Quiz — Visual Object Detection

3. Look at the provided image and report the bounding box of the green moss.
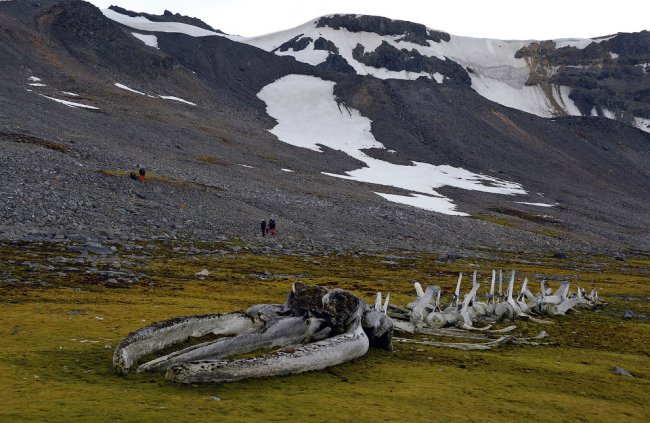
[0,130,68,152]
[472,215,518,228]
[195,155,230,166]
[100,170,224,191]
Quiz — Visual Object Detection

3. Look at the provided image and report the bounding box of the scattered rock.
[623,309,635,319]
[612,366,634,377]
[195,269,210,276]
[554,252,567,259]
[68,242,113,255]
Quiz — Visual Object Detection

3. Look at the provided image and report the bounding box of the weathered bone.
[454,273,462,306]
[394,335,511,351]
[113,312,261,375]
[167,323,369,384]
[137,316,330,372]
[414,282,425,298]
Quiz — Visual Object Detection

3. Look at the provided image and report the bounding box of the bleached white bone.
[519,278,528,301]
[498,270,503,299]
[375,292,382,311]
[383,292,390,314]
[414,282,425,298]
[168,323,369,384]
[460,283,481,327]
[489,270,496,304]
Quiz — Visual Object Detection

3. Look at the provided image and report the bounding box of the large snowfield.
[258,74,527,215]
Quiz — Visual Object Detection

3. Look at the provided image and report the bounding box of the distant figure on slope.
[260,220,267,237]
[129,172,138,180]
[138,165,146,181]
[268,218,276,237]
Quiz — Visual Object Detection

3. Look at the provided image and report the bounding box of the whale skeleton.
[388,270,606,345]
[114,282,393,383]
[114,273,605,384]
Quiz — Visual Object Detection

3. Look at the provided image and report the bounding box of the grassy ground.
[1,241,648,422]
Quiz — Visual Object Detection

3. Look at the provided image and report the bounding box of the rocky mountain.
[0,0,648,254]
[241,14,650,132]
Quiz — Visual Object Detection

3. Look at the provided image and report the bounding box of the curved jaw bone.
[113,312,262,375]
[137,316,331,373]
[166,323,369,384]
[115,282,382,385]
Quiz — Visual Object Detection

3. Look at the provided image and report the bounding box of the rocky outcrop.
[274,34,312,52]
[107,5,220,33]
[352,41,470,84]
[516,32,650,120]
[316,53,356,74]
[313,37,339,54]
[317,14,450,46]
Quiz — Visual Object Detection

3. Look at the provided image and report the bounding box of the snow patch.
[28,76,41,82]
[238,164,254,168]
[62,91,79,97]
[115,83,145,95]
[554,39,595,49]
[376,192,468,216]
[609,52,619,59]
[38,94,99,110]
[601,108,616,119]
[102,9,229,38]
[132,32,159,49]
[552,85,582,116]
[636,63,649,73]
[258,74,526,215]
[159,95,196,106]
[634,117,650,133]
[281,168,294,172]
[28,83,46,87]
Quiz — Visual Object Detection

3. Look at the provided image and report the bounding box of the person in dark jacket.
[138,166,146,181]
[260,220,267,237]
[268,218,276,236]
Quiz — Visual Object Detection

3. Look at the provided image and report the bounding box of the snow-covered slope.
[101,9,649,133]
[242,16,648,133]
[257,74,526,215]
[242,16,605,119]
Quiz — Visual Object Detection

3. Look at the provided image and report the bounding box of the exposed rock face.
[316,53,356,74]
[317,14,450,46]
[107,5,220,33]
[352,41,471,84]
[274,34,312,52]
[36,1,175,78]
[516,31,650,120]
[313,37,339,54]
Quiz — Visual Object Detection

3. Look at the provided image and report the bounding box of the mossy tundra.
[1,241,648,422]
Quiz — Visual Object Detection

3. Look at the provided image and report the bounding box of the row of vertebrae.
[392,270,605,331]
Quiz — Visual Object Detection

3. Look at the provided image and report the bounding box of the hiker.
[129,172,138,180]
[260,220,267,237]
[268,218,276,236]
[138,166,146,181]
